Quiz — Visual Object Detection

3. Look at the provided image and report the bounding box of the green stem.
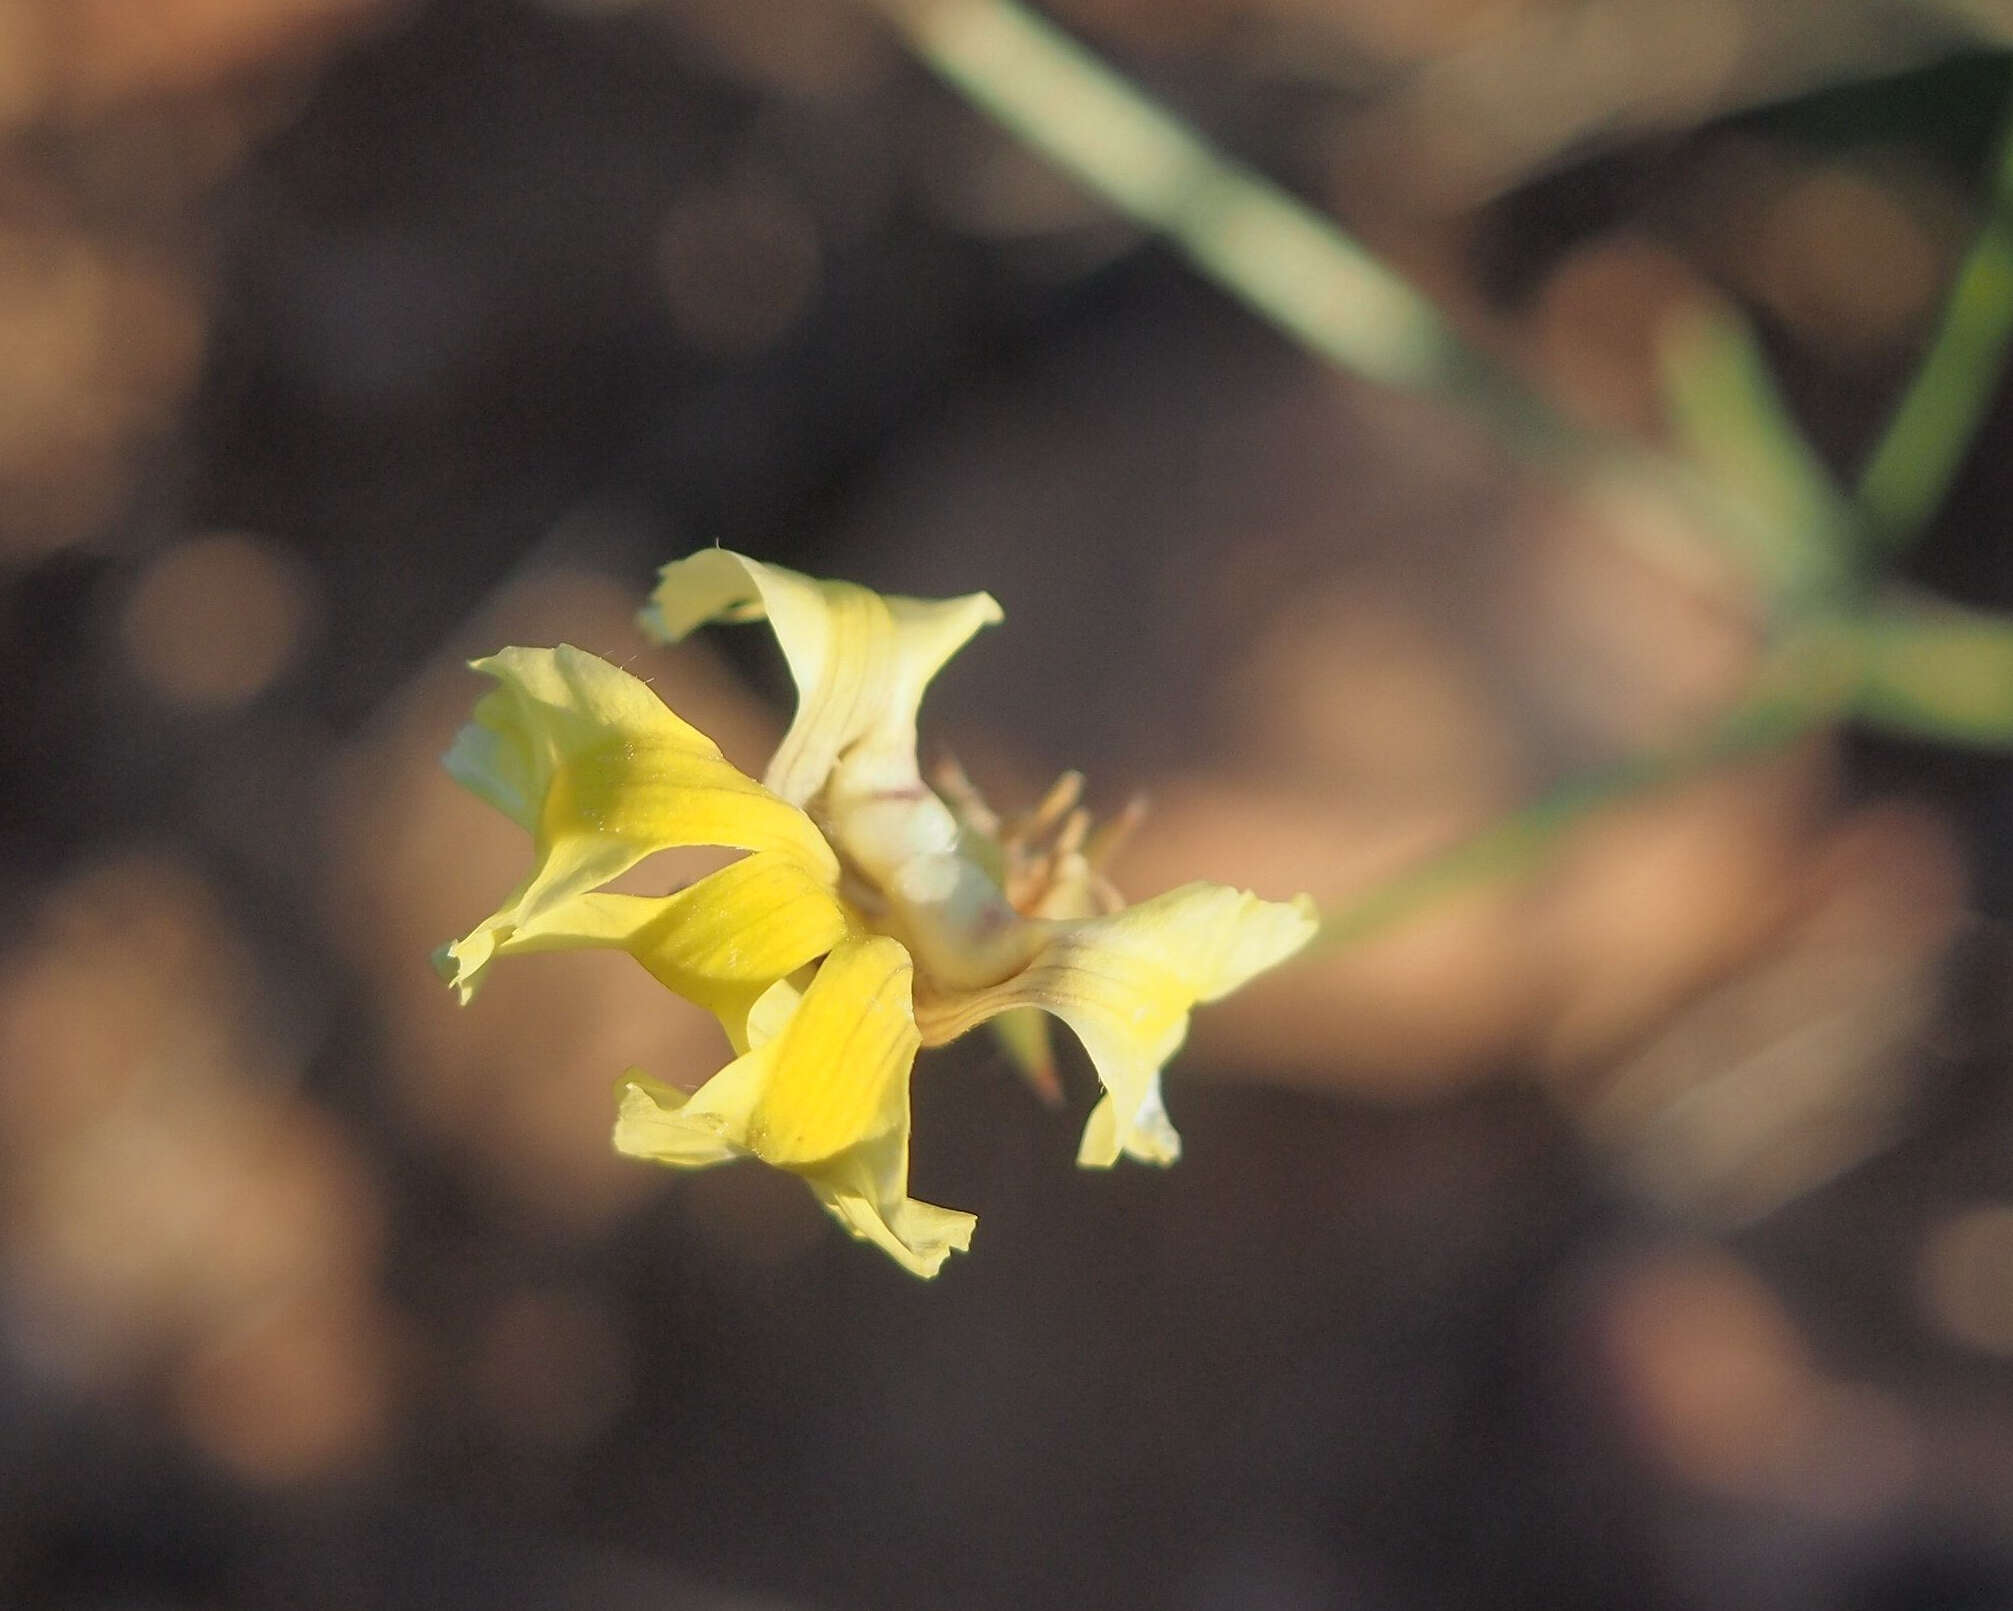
[1312,583,2013,951]
[871,0,1868,607]
[872,0,1578,461]
[1852,590,2013,746]
[869,0,2013,937]
[1854,83,2013,555]
[1659,311,1858,605]
[1311,635,1852,952]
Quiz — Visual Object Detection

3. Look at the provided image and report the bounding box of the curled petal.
[640,549,1036,991]
[613,1075,744,1169]
[456,851,851,1050]
[914,884,1319,1168]
[639,548,1002,808]
[614,936,974,1277]
[441,644,838,1000]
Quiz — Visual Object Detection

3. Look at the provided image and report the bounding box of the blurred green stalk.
[1659,310,1857,606]
[1310,627,1855,950]
[871,0,1882,608]
[1853,592,2013,746]
[1854,84,2013,556]
[870,0,1577,460]
[866,0,2013,941]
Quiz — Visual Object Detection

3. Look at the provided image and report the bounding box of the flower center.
[820,777,1041,992]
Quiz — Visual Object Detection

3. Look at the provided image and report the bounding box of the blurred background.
[7,0,2013,1606]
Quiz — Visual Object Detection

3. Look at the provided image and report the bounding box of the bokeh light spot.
[470,1284,633,1451]
[1920,1203,2013,1356]
[1756,166,1941,357]
[121,530,315,709]
[1603,1248,1815,1494]
[656,167,822,360]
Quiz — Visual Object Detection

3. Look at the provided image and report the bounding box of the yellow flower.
[441,550,1316,1276]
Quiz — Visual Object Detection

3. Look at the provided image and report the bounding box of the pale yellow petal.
[441,644,837,1000]
[915,883,1319,1167]
[639,548,1001,807]
[743,976,801,1051]
[612,1072,744,1168]
[638,550,1036,992]
[812,1179,975,1279]
[613,935,974,1277]
[466,851,851,1049]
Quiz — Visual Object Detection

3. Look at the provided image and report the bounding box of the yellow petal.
[441,644,838,1000]
[639,550,1040,991]
[464,851,851,1050]
[914,883,1319,1168]
[613,936,974,1277]
[744,975,802,1051]
[638,548,1001,808]
[741,936,920,1168]
[612,1073,743,1168]
[814,1180,976,1279]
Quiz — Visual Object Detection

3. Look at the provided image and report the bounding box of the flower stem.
[1851,590,2013,746]
[869,0,1876,609]
[1658,310,1857,605]
[1308,638,1848,952]
[870,0,1575,459]
[867,0,2013,941]
[1854,82,2013,556]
